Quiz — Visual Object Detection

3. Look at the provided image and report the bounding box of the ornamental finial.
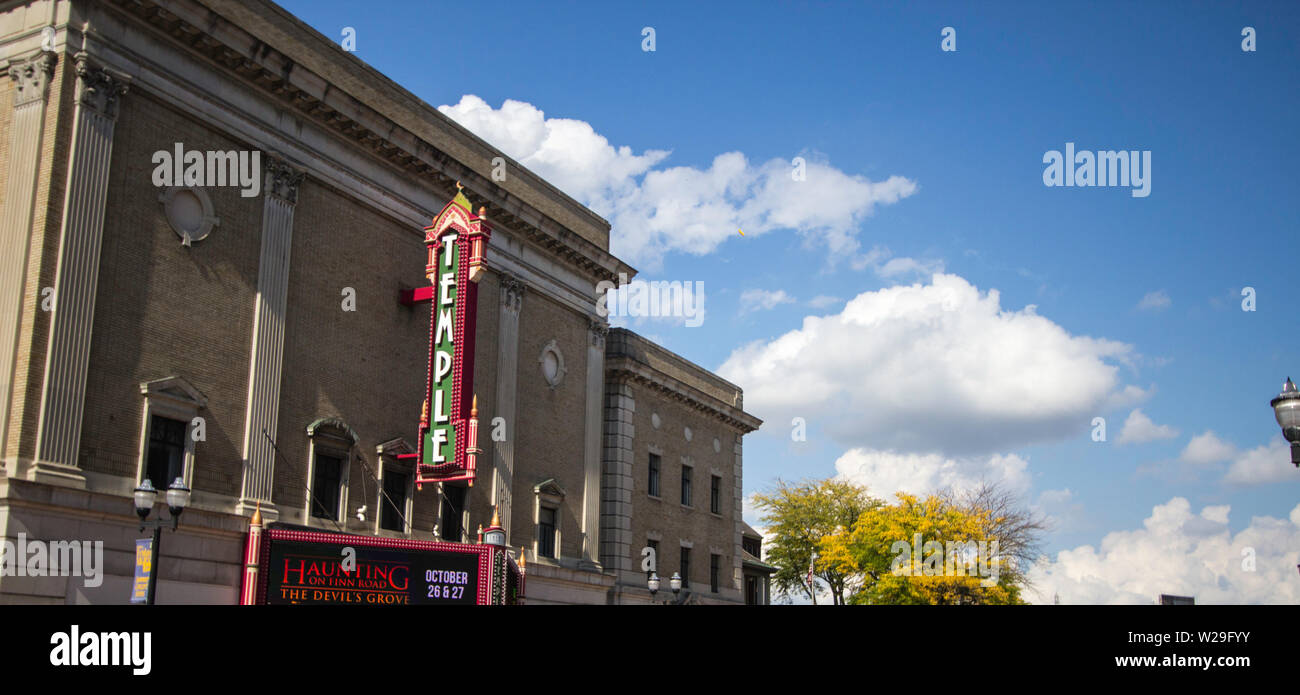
[490,504,501,528]
[251,501,262,527]
[471,393,478,417]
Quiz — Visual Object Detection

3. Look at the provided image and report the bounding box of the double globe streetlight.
[132,477,192,605]
[647,571,684,605]
[1271,377,1300,467]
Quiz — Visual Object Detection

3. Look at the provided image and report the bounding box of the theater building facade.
[0,0,761,604]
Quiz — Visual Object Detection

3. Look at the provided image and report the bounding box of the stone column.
[236,155,303,518]
[0,51,55,460]
[600,376,635,578]
[732,432,744,594]
[30,54,128,486]
[491,272,524,543]
[579,318,608,570]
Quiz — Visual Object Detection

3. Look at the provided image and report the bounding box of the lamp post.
[646,571,684,605]
[1270,377,1300,466]
[133,477,191,605]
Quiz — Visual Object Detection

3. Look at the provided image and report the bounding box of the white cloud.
[1224,439,1294,484]
[1027,498,1300,604]
[718,273,1139,456]
[1180,431,1237,465]
[834,448,1030,499]
[1116,408,1179,444]
[438,95,917,268]
[1137,290,1171,311]
[807,295,842,309]
[739,289,796,314]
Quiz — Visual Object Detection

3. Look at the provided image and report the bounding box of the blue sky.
[279,0,1300,602]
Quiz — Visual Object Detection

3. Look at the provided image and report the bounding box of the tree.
[819,483,1046,605]
[752,479,879,605]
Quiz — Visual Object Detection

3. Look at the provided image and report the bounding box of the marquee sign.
[252,526,523,605]
[401,183,491,488]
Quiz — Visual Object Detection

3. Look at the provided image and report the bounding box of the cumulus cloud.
[718,273,1140,456]
[1224,439,1294,484]
[1136,290,1172,311]
[739,289,796,314]
[835,448,1030,499]
[1027,498,1300,604]
[438,95,917,268]
[1116,408,1179,444]
[1180,431,1236,465]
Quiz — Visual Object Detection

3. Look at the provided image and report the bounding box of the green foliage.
[752,479,879,605]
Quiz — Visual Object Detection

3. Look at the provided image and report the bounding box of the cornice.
[100,0,633,284]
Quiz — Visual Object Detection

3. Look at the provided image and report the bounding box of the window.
[648,453,660,497]
[380,469,409,532]
[680,547,691,588]
[743,536,761,558]
[440,484,466,541]
[137,376,205,490]
[305,418,357,527]
[680,465,692,506]
[537,507,557,558]
[310,453,343,520]
[710,554,721,593]
[710,475,721,514]
[145,415,186,489]
[745,576,760,605]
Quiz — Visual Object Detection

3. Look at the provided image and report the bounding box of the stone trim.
[236,154,303,517]
[31,53,131,486]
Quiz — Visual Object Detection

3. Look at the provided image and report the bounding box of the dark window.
[439,484,466,541]
[710,475,722,514]
[145,415,186,489]
[680,547,691,588]
[648,453,660,497]
[681,466,692,506]
[745,576,760,605]
[537,507,557,558]
[743,536,762,558]
[711,554,721,593]
[379,469,409,532]
[646,539,659,577]
[310,453,343,520]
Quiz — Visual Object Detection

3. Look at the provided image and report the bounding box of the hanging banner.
[129,538,152,604]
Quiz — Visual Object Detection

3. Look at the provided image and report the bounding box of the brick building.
[0,0,760,604]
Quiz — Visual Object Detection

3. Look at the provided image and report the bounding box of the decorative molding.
[73,53,129,120]
[8,50,56,106]
[588,317,608,348]
[498,272,525,312]
[264,155,304,204]
[538,339,566,389]
[158,186,219,246]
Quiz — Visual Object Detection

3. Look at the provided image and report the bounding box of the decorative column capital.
[499,272,525,313]
[73,53,128,119]
[264,155,305,205]
[589,317,609,348]
[9,50,56,106]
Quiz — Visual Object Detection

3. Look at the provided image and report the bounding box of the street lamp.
[133,477,191,605]
[1270,377,1300,466]
[646,571,684,604]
